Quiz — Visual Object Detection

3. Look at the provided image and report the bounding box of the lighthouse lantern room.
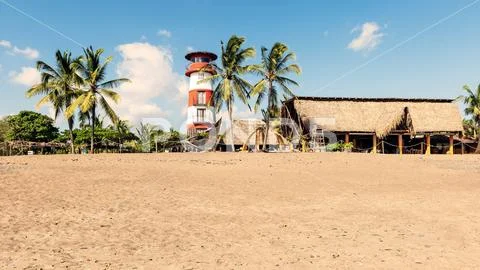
[185,51,217,136]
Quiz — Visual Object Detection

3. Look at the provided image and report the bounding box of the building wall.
[189,72,213,90]
[186,106,215,124]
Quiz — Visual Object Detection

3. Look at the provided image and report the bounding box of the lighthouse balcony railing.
[192,118,214,124]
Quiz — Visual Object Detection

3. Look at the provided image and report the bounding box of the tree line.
[1,34,479,154]
[2,35,302,154]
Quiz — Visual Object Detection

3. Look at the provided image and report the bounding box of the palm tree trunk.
[65,97,75,154]
[475,128,480,154]
[68,118,75,154]
[90,105,95,154]
[262,82,272,152]
[229,105,235,152]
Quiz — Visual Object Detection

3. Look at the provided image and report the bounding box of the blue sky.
[1,0,479,128]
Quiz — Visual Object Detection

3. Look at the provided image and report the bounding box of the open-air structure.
[281,96,465,154]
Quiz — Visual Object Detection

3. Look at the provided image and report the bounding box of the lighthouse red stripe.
[188,90,214,106]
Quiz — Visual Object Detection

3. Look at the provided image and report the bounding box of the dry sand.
[1,153,480,269]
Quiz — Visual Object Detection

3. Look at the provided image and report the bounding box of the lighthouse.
[185,51,217,136]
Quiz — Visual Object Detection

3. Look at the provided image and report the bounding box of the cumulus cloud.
[186,46,195,52]
[0,40,12,48]
[11,46,39,59]
[114,42,188,124]
[157,29,172,38]
[9,67,41,86]
[348,22,384,52]
[0,39,39,59]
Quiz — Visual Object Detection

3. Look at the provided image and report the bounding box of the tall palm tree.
[207,35,256,151]
[67,46,130,153]
[26,50,82,154]
[251,42,301,151]
[458,84,480,153]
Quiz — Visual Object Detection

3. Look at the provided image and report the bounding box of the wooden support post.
[425,134,431,155]
[449,134,454,155]
[398,134,403,155]
[345,133,350,144]
[372,134,377,154]
[461,141,465,155]
[382,140,385,154]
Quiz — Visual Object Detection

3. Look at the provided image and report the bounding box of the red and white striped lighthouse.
[185,51,217,136]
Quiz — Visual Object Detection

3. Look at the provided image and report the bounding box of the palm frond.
[99,88,121,103]
[99,95,119,124]
[98,78,130,89]
[66,94,86,117]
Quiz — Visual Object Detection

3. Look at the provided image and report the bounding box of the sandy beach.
[1,153,480,269]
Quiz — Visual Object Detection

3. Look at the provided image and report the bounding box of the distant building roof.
[285,96,455,103]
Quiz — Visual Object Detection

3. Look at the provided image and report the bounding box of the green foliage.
[135,123,183,152]
[26,50,84,153]
[5,111,59,142]
[463,118,478,138]
[459,84,480,136]
[206,35,256,150]
[66,46,130,152]
[251,42,301,151]
[196,131,209,139]
[26,50,83,120]
[327,141,354,152]
[63,124,137,146]
[0,117,10,142]
[459,84,480,153]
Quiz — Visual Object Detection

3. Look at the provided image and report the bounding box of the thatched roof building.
[282,97,463,138]
[223,119,279,146]
[281,96,464,154]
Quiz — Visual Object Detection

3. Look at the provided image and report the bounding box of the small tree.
[6,111,58,142]
[0,117,10,142]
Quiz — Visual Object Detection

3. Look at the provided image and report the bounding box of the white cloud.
[9,67,41,86]
[186,46,194,52]
[115,42,188,124]
[0,39,39,59]
[157,29,172,38]
[11,46,39,59]
[0,40,12,48]
[348,22,384,52]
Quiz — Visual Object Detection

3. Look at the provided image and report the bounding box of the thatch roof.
[285,97,463,138]
[223,119,279,145]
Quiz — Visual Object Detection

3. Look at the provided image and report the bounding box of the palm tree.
[26,50,82,153]
[458,84,480,153]
[67,46,130,153]
[207,35,256,151]
[111,119,131,152]
[135,122,157,152]
[251,42,301,151]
